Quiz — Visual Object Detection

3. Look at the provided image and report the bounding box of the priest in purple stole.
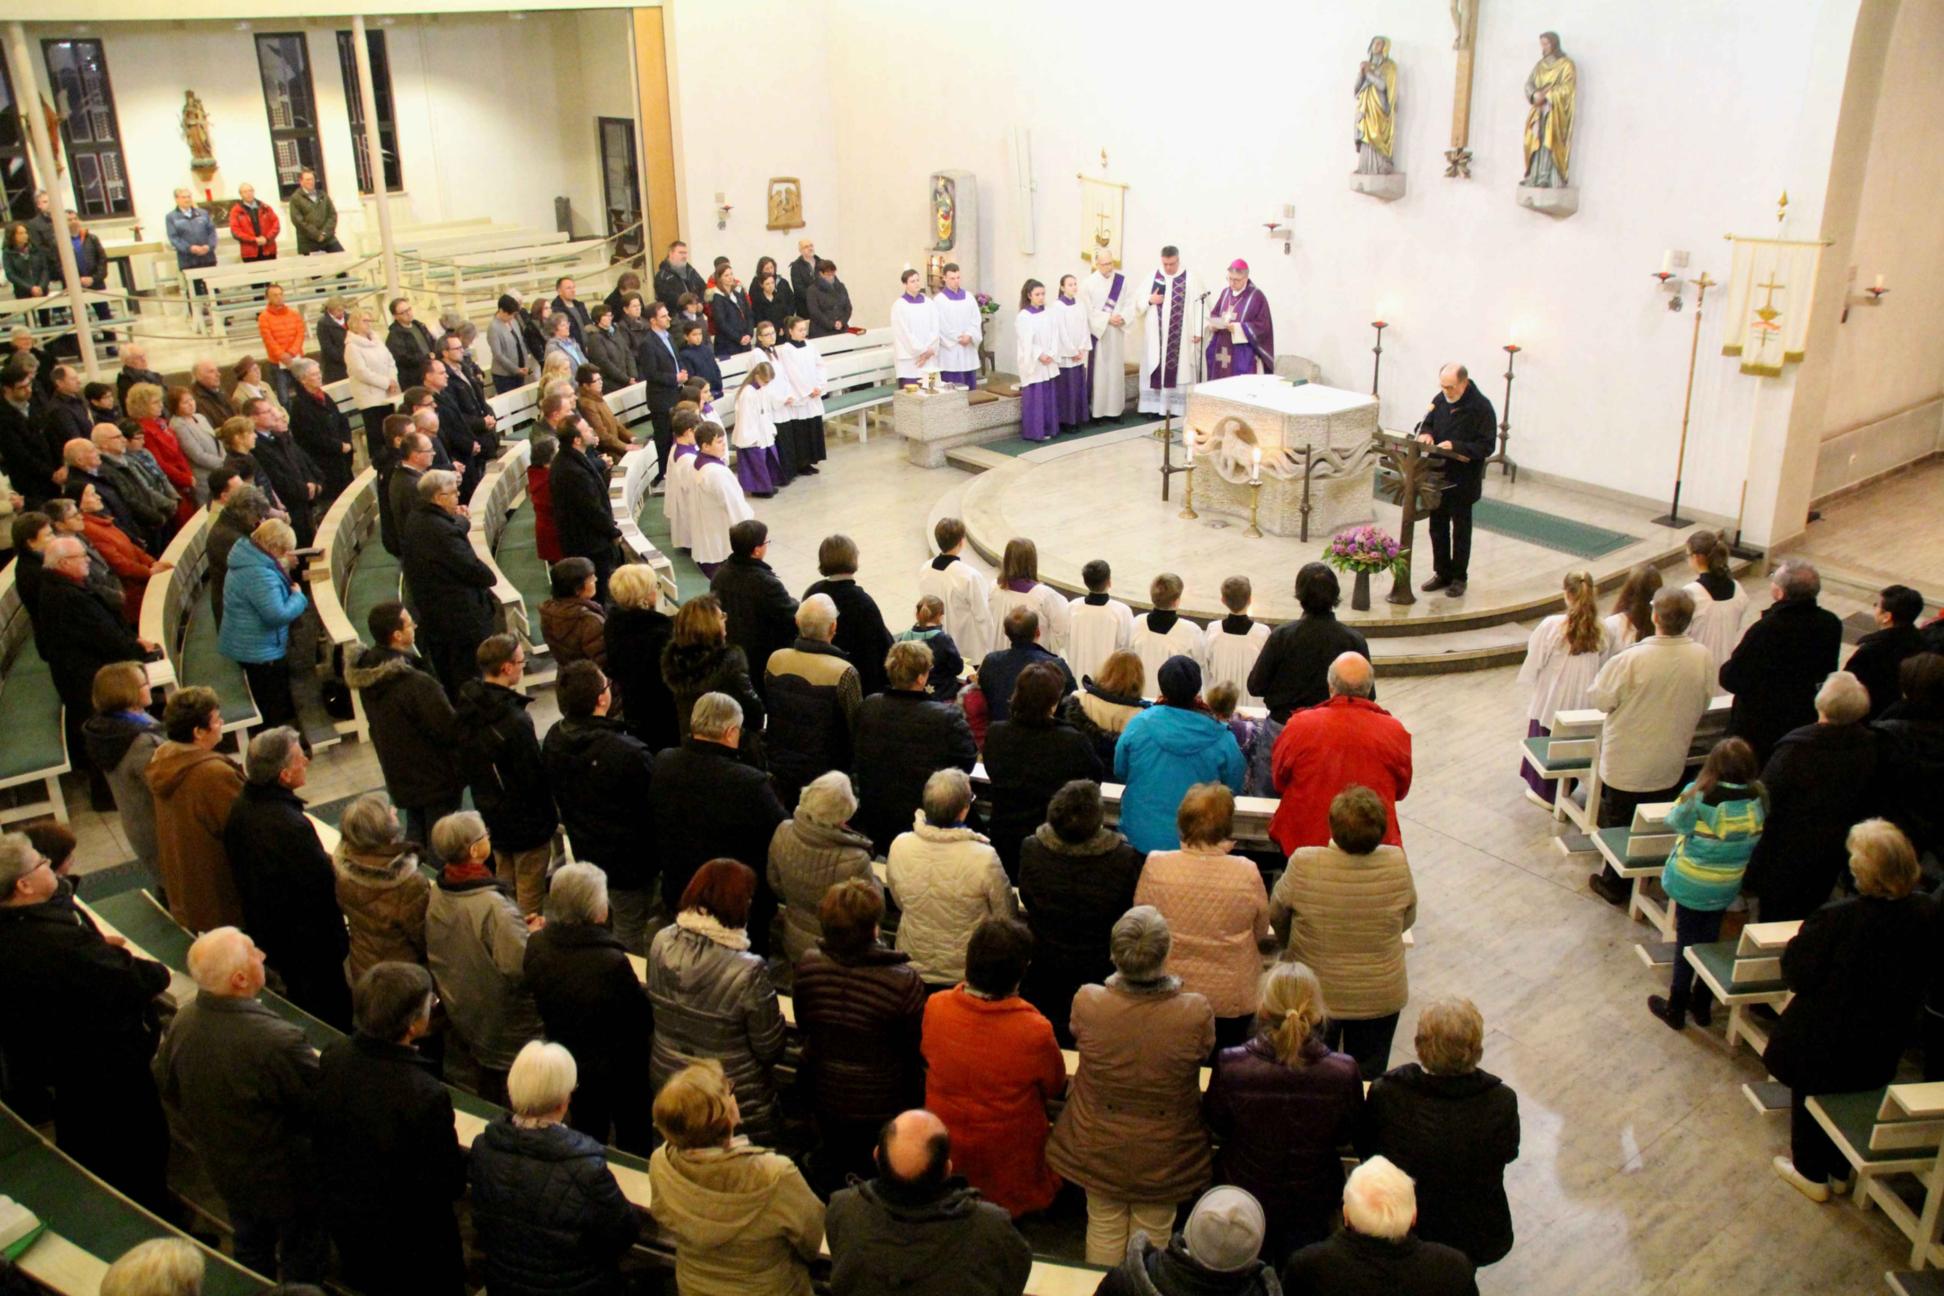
[1204,259,1275,379]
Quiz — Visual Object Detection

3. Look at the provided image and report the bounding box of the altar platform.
[951,424,1739,669]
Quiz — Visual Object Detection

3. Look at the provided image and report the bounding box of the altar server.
[933,262,982,388]
[1067,558,1134,686]
[688,422,752,576]
[731,363,785,498]
[1054,274,1091,430]
[1130,573,1204,697]
[1201,575,1271,706]
[1014,280,1060,443]
[891,269,940,388]
[920,516,996,663]
[1205,259,1275,379]
[1083,254,1135,418]
[665,410,702,550]
[989,536,1069,655]
[774,316,828,475]
[1136,244,1204,415]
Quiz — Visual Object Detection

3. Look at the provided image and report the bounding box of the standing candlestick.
[1370,320,1387,397]
[1179,464,1199,520]
[1486,344,1520,481]
[1653,271,1716,527]
[1245,453,1264,538]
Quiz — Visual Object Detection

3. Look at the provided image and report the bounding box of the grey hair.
[1652,586,1695,635]
[548,861,609,925]
[689,691,743,740]
[1343,1156,1417,1240]
[243,726,303,784]
[338,792,403,853]
[290,357,322,382]
[920,767,972,826]
[796,770,858,827]
[186,926,252,993]
[43,535,83,564]
[419,468,459,501]
[796,592,838,640]
[1815,670,1870,725]
[0,832,40,898]
[1774,559,1821,600]
[1326,652,1374,699]
[251,517,296,554]
[430,810,489,864]
[506,1039,578,1118]
[1110,905,1172,980]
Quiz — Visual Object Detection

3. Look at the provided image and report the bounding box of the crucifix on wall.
[1446,0,1479,177]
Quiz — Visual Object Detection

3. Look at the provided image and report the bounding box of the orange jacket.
[229,200,280,261]
[921,987,1066,1217]
[258,304,307,366]
[80,512,154,624]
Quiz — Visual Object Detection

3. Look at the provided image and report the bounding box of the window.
[254,33,325,198]
[40,38,130,218]
[597,118,642,260]
[336,30,402,193]
[0,59,34,226]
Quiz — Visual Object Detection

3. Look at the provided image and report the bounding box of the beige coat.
[885,818,1016,985]
[648,1141,825,1296]
[1134,847,1272,1018]
[1270,843,1416,1020]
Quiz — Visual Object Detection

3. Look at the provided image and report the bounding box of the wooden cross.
[1750,271,1786,362]
[1374,430,1465,604]
[1446,0,1480,177]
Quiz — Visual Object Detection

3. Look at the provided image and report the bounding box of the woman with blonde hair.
[1682,528,1749,667]
[1203,961,1363,1263]
[101,1238,204,1296]
[1516,567,1613,806]
[1061,648,1149,765]
[540,349,576,396]
[343,304,401,449]
[216,516,308,727]
[988,536,1070,654]
[125,382,199,519]
[83,660,166,885]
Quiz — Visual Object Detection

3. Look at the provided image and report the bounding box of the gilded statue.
[1520,32,1576,188]
[1354,37,1397,175]
[181,90,216,172]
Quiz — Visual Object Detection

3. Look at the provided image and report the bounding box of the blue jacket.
[1659,781,1765,912]
[1113,703,1247,852]
[679,342,724,398]
[218,538,309,664]
[164,206,218,269]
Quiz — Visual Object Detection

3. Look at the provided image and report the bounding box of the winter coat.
[36,570,143,713]
[290,387,355,499]
[791,943,927,1129]
[1047,976,1215,1203]
[1357,1063,1520,1268]
[345,329,399,409]
[710,554,800,698]
[1658,781,1765,912]
[1282,1230,1478,1296]
[1136,848,1271,1020]
[79,510,153,623]
[467,1117,641,1296]
[316,311,349,385]
[288,187,339,253]
[1721,596,1844,764]
[217,537,307,664]
[661,638,765,761]
[145,741,246,932]
[454,679,559,852]
[1062,681,1149,767]
[540,595,608,670]
[82,710,163,872]
[922,987,1066,1217]
[386,318,438,386]
[1270,843,1415,1020]
[1096,1234,1283,1296]
[825,1175,1033,1296]
[1872,703,1944,860]
[251,432,319,543]
[804,576,895,697]
[524,921,654,1150]
[1744,720,1879,922]
[648,1141,825,1296]
[852,687,978,856]
[577,390,634,460]
[345,646,466,809]
[648,737,788,914]
[541,715,656,892]
[424,874,544,1072]
[646,919,787,1142]
[228,200,281,260]
[767,813,876,963]
[977,642,1077,726]
[223,779,351,1023]
[401,501,498,651]
[1116,704,1248,853]
[886,818,1016,984]
[1017,824,1145,1043]
[764,637,861,802]
[807,277,853,336]
[549,444,618,562]
[1268,697,1412,855]
[605,605,678,752]
[582,326,638,390]
[333,841,431,980]
[1205,1036,1363,1258]
[165,205,218,270]
[1847,623,1924,721]
[983,719,1104,875]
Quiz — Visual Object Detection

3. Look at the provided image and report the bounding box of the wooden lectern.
[1373,431,1470,606]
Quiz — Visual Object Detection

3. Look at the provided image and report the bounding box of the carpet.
[1369,476,1637,559]
[633,491,712,603]
[977,411,1162,458]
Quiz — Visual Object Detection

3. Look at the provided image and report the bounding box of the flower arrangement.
[974,291,1001,317]
[1324,524,1407,579]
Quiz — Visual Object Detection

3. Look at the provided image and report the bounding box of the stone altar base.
[893,386,1020,466]
[1185,375,1379,539]
[1193,462,1373,542]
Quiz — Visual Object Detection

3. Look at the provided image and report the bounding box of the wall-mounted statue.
[1520,32,1576,189]
[181,90,216,176]
[766,177,803,230]
[1354,37,1397,175]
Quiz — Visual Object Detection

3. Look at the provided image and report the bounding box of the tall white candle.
[1185,429,1195,462]
[1250,446,1262,482]
[1660,250,1673,275]
[1874,273,1885,291]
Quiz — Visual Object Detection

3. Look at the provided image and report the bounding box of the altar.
[1184,375,1379,539]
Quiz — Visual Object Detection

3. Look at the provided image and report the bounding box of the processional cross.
[1374,431,1465,604]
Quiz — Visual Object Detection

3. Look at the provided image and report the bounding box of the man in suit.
[384,430,437,561]
[1416,362,1499,599]
[429,348,496,499]
[548,403,622,601]
[634,299,687,486]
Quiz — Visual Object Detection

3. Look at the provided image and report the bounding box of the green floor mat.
[633,490,711,602]
[495,505,552,614]
[179,593,260,726]
[976,410,1161,458]
[1371,476,1637,558]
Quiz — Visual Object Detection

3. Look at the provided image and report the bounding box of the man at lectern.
[1416,362,1498,598]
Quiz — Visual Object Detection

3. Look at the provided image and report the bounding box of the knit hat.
[1183,1186,1265,1272]
[1157,655,1202,706]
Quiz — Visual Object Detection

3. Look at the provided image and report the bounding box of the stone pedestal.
[893,386,1021,466]
[1516,186,1579,218]
[1184,375,1379,539]
[1349,172,1407,202]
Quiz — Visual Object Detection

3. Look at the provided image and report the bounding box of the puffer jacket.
[541,715,656,891]
[217,536,308,664]
[345,329,400,409]
[1095,1234,1283,1296]
[1269,843,1416,1020]
[824,1174,1033,1296]
[649,1142,825,1296]
[662,638,766,762]
[791,943,926,1127]
[1017,823,1144,1043]
[1114,703,1246,853]
[763,638,861,804]
[467,1117,641,1296]
[851,687,978,856]
[1658,781,1765,912]
[345,646,464,809]
[82,710,164,873]
[885,818,1016,985]
[1136,848,1272,1020]
[767,813,876,963]
[424,875,543,1072]
[1357,1062,1520,1267]
[541,595,609,670]
[582,328,638,391]
[646,917,787,1141]
[334,841,431,981]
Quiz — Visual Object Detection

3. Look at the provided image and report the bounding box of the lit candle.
[1250,446,1262,482]
[1660,249,1673,275]
[1874,273,1885,291]
[1185,429,1195,462]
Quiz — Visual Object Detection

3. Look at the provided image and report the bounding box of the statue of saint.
[1354,37,1398,175]
[1521,32,1576,188]
[181,91,215,169]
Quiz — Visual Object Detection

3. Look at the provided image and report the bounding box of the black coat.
[345,646,466,808]
[1356,1063,1519,1267]
[223,780,352,1027]
[711,555,799,698]
[252,431,321,544]
[312,1032,467,1296]
[653,259,706,314]
[1282,1230,1477,1296]
[1098,1235,1281,1296]
[289,388,356,499]
[824,1175,1034,1296]
[37,570,143,709]
[792,945,926,1128]
[981,720,1102,876]
[1872,704,1944,859]
[648,737,787,914]
[68,465,142,546]
[0,399,58,504]
[751,282,795,333]
[1249,613,1371,723]
[386,319,437,385]
[660,639,766,763]
[549,444,619,561]
[551,295,592,345]
[466,1117,642,1296]
[316,312,350,385]
[604,606,678,753]
[541,715,656,891]
[454,679,560,852]
[806,576,895,697]
[1763,893,1936,1095]
[807,277,853,337]
[788,257,816,303]
[383,462,421,557]
[1743,721,1879,922]
[1846,623,1924,720]
[1721,597,1843,764]
[636,326,684,413]
[1016,825,1144,1043]
[43,392,96,453]
[433,384,484,490]
[976,643,1078,726]
[523,922,654,1151]
[852,689,978,856]
[401,501,497,649]
[764,637,860,801]
[0,885,167,1090]
[1418,382,1497,499]
[709,290,753,357]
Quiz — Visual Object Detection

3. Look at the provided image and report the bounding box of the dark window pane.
[256,33,324,198]
[40,39,130,217]
[335,29,402,194]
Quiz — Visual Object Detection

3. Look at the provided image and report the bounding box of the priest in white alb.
[932,262,982,388]
[891,268,940,388]
[1083,253,1135,418]
[1137,244,1204,415]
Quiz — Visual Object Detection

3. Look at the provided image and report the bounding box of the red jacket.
[80,512,155,624]
[139,417,199,527]
[527,465,562,563]
[1269,695,1413,854]
[229,200,281,261]
[922,987,1066,1217]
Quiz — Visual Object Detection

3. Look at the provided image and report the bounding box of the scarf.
[677,908,751,951]
[442,858,494,886]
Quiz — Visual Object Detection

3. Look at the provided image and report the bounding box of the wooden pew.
[0,562,71,826]
[1806,1084,1944,1266]
[305,468,381,743]
[137,509,261,736]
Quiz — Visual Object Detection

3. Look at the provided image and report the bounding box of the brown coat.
[145,741,246,932]
[541,596,609,672]
[1046,976,1214,1203]
[334,843,432,981]
[578,391,635,459]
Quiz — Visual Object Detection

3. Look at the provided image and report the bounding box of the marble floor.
[55,431,1935,1294]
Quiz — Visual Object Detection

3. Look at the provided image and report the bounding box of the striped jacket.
[1659,781,1766,912]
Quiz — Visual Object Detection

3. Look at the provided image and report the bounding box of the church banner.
[1719,237,1825,377]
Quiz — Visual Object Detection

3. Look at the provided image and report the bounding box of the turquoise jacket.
[1659,781,1765,912]
[1112,703,1247,853]
[218,538,309,665]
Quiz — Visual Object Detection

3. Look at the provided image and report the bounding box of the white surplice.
[932,289,983,377]
[666,448,700,550]
[1130,612,1206,698]
[1518,614,1616,728]
[1066,595,1135,686]
[731,380,779,450]
[688,455,753,565]
[1201,619,1272,707]
[918,553,996,663]
[775,341,827,419]
[891,294,940,380]
[990,581,1071,655]
[1014,308,1060,386]
[1136,266,1205,415]
[1683,579,1751,669]
[1083,268,1136,418]
[1054,295,1090,373]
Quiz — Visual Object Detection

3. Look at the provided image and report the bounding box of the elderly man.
[540,662,658,954]
[453,635,559,916]
[382,425,434,558]
[245,397,322,545]
[37,534,147,781]
[401,468,497,694]
[153,927,327,1283]
[164,188,217,277]
[288,358,355,502]
[223,728,351,1027]
[1585,587,1717,904]
[146,686,247,932]
[1719,560,1845,765]
[288,168,342,255]
[229,182,281,264]
[1415,363,1499,598]
[1283,1157,1477,1294]
[0,832,175,1217]
[190,357,234,425]
[1269,652,1412,855]
[92,424,175,548]
[115,342,167,409]
[825,1109,1033,1296]
[765,593,862,805]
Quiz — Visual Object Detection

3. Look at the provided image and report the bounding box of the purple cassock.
[735,445,783,497]
[1204,281,1275,379]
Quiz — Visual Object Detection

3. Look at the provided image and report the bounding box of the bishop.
[1204,259,1274,379]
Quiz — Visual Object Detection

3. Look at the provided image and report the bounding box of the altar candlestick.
[1370,320,1388,397]
[1874,273,1885,290]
